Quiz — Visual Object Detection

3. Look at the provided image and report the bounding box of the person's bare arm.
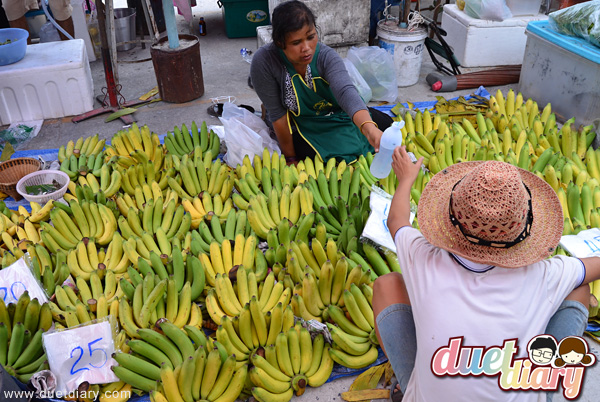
[386,146,423,237]
[579,257,600,284]
[271,114,295,158]
[352,109,383,152]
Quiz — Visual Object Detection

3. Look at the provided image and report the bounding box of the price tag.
[361,186,415,252]
[559,228,600,258]
[0,257,48,304]
[43,320,118,395]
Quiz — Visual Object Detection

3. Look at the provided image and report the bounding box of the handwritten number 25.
[70,337,107,375]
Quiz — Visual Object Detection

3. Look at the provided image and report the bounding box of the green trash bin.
[217,0,270,38]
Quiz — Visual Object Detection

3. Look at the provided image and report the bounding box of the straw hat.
[418,161,563,268]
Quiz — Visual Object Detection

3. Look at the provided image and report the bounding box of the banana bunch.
[250,325,334,401]
[59,134,107,178]
[98,381,132,402]
[51,271,118,328]
[168,154,233,203]
[215,299,295,363]
[105,124,165,170]
[325,284,381,369]
[112,320,201,392]
[155,345,247,402]
[588,280,600,318]
[205,266,290,322]
[183,192,234,228]
[118,270,200,336]
[40,200,116,256]
[118,205,191,254]
[116,163,171,199]
[163,121,220,159]
[190,210,251,256]
[0,292,53,383]
[64,182,112,208]
[27,244,70,296]
[196,235,264,287]
[58,133,106,163]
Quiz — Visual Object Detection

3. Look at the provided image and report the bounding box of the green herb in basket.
[26,180,62,195]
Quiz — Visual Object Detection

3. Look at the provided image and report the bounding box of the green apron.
[280,44,373,164]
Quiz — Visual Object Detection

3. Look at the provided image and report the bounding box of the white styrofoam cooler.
[519,20,600,126]
[0,39,94,125]
[441,4,547,67]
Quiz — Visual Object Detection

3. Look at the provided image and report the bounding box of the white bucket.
[377,20,427,87]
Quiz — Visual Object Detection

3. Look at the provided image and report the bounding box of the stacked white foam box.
[0,39,94,125]
[440,4,547,67]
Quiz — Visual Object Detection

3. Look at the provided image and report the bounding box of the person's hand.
[392,146,423,188]
[363,125,383,152]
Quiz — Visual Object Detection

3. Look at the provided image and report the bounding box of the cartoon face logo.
[527,335,557,366]
[553,336,596,368]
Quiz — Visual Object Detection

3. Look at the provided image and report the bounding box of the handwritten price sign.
[0,258,48,304]
[560,228,600,258]
[43,320,118,394]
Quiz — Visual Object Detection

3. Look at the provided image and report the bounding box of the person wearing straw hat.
[373,147,599,402]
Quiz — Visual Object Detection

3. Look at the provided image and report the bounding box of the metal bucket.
[377,19,427,87]
[114,8,136,51]
[150,34,205,103]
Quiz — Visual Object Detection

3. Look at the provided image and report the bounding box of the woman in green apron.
[250,0,393,164]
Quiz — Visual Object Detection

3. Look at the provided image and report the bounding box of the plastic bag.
[464,0,512,21]
[549,1,600,48]
[343,58,373,103]
[346,46,398,103]
[39,21,61,43]
[219,103,281,168]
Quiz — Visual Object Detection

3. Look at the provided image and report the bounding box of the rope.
[407,11,426,31]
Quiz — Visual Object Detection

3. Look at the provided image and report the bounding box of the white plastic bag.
[343,58,372,104]
[219,103,281,168]
[464,0,512,21]
[346,46,398,103]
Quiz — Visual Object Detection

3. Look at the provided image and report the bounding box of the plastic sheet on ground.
[373,86,491,117]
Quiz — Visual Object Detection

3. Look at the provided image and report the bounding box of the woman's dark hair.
[529,337,557,353]
[272,0,317,49]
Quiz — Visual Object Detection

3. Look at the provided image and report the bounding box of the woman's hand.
[392,146,423,189]
[363,124,383,153]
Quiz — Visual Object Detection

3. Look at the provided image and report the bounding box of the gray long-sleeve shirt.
[250,42,367,124]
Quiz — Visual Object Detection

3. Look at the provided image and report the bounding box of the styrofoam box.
[256,25,366,58]
[441,4,547,67]
[0,39,94,125]
[506,0,541,16]
[519,20,600,126]
[268,0,370,47]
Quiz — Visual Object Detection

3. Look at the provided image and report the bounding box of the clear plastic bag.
[343,58,373,104]
[219,103,281,168]
[464,0,513,21]
[346,46,398,103]
[549,1,600,48]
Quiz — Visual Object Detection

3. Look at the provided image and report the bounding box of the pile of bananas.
[4,89,600,399]
[249,325,334,402]
[0,292,52,383]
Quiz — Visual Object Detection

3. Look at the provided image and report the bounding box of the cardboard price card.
[0,258,48,304]
[560,228,600,258]
[43,320,118,395]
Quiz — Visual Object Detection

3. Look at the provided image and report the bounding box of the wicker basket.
[0,158,42,200]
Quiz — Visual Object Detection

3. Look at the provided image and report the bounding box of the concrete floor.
[4,0,600,400]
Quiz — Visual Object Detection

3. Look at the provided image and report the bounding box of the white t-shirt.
[394,227,585,402]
